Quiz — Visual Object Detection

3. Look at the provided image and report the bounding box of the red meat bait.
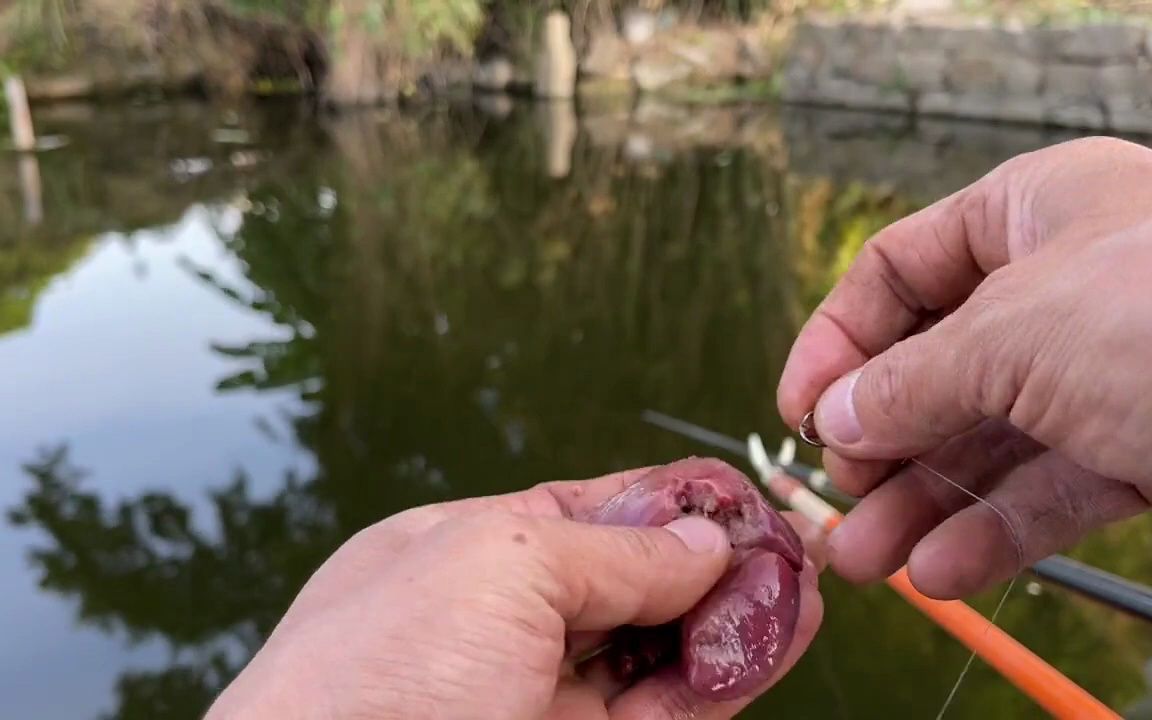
[581,457,804,700]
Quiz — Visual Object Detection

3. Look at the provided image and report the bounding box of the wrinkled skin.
[207,459,823,720]
[778,137,1152,600]
[581,458,805,701]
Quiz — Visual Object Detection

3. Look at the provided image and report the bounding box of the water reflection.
[2,100,1150,719]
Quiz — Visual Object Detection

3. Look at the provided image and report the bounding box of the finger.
[567,630,612,664]
[608,561,823,719]
[578,652,628,704]
[525,514,734,631]
[415,465,660,529]
[291,467,660,618]
[1029,137,1152,242]
[782,510,829,573]
[779,137,1152,438]
[547,679,610,720]
[777,179,1010,429]
[574,513,825,708]
[573,513,822,707]
[822,450,894,498]
[807,265,1038,459]
[827,421,1041,584]
[538,467,662,518]
[356,466,660,553]
[907,450,1151,599]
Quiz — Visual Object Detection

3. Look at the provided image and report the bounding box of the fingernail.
[664,516,730,553]
[817,370,863,445]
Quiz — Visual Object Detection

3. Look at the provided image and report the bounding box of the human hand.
[204,458,824,720]
[777,136,1152,601]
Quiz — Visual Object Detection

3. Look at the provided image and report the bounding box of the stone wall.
[578,21,775,94]
[475,10,777,98]
[781,15,1152,133]
[559,11,1152,134]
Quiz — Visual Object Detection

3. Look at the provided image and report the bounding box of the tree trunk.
[534,12,577,100]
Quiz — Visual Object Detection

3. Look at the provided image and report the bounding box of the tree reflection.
[7,105,1151,719]
[12,445,337,645]
[10,445,340,718]
[111,655,234,720]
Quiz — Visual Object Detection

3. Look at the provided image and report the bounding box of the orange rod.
[764,471,1119,720]
[886,570,1118,719]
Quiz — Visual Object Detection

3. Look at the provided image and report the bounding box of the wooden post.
[534,12,576,100]
[4,76,37,152]
[19,154,43,225]
[541,99,576,179]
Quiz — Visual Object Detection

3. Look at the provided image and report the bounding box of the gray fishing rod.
[642,410,1152,624]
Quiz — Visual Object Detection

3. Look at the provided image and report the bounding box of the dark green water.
[1,99,1150,719]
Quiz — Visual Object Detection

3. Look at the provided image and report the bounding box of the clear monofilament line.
[934,574,1018,720]
[908,458,1025,570]
[908,457,1024,720]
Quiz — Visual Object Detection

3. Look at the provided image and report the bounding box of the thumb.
[810,302,1018,459]
[531,515,733,631]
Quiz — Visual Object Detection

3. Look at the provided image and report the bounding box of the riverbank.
[556,6,1152,134]
[3,2,1151,133]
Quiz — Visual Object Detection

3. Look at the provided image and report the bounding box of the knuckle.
[972,264,1018,303]
[1067,135,1150,158]
[861,239,922,316]
[969,339,1022,419]
[997,504,1030,565]
[337,509,424,557]
[515,481,571,517]
[861,351,908,425]
[613,526,667,567]
[1005,474,1083,562]
[953,275,1021,417]
[957,182,994,247]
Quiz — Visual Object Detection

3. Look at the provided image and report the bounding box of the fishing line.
[908,457,1023,720]
[907,458,1025,571]
[933,574,1017,720]
[654,411,1121,717]
[797,412,1027,719]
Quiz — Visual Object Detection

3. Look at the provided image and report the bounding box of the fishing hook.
[798,410,825,447]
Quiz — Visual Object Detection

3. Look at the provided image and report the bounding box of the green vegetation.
[1,0,76,73]
[3,0,1149,106]
[4,101,1150,719]
[0,236,91,336]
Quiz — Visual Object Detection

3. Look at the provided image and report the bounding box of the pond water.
[1,98,1150,719]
